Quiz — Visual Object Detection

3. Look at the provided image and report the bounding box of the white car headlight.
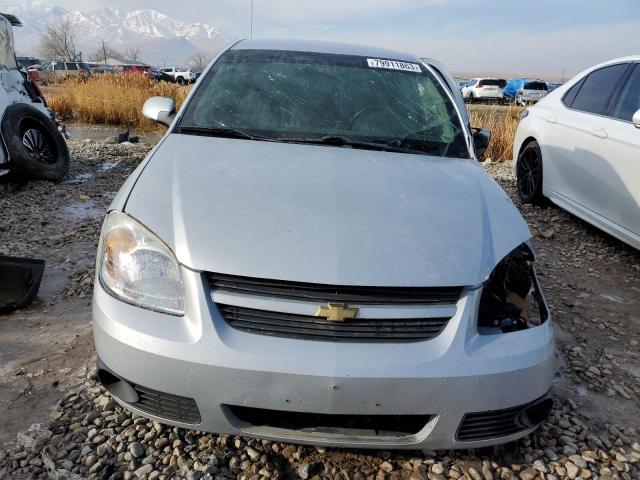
[97,211,184,315]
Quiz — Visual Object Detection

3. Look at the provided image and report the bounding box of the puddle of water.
[65,123,162,145]
[100,161,118,172]
[58,200,104,222]
[63,172,94,185]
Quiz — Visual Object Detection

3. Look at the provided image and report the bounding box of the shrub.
[46,75,191,130]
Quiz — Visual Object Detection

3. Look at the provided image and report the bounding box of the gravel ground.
[1,143,639,479]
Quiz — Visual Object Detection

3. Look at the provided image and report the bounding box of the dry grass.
[469,104,523,161]
[46,75,191,130]
[46,76,521,160]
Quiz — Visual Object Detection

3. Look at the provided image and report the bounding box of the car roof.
[232,39,420,63]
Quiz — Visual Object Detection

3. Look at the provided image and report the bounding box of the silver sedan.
[92,39,555,449]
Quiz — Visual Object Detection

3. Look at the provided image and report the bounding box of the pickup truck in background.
[159,67,196,84]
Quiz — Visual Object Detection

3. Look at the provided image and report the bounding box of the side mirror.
[633,109,640,129]
[472,128,491,160]
[142,96,176,127]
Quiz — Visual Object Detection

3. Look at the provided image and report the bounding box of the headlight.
[477,243,549,333]
[97,211,184,315]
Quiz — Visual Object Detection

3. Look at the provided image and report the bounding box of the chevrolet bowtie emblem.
[314,303,359,322]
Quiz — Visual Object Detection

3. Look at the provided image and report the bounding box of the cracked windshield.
[179,50,469,157]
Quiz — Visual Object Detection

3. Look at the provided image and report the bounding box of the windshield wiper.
[177,126,262,141]
[280,135,427,155]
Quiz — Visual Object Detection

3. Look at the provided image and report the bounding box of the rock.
[89,460,103,473]
[246,447,260,461]
[518,468,536,480]
[128,442,144,459]
[482,460,494,480]
[569,455,588,469]
[380,461,394,473]
[533,460,547,473]
[431,463,444,475]
[297,463,310,479]
[565,462,580,479]
[540,227,555,239]
[135,463,153,477]
[468,468,482,480]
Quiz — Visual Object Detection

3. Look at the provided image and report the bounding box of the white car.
[160,67,196,84]
[513,56,640,250]
[462,78,505,102]
[0,12,69,180]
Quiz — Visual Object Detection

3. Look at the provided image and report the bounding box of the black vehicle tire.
[468,92,475,103]
[2,104,69,181]
[176,77,184,85]
[516,140,546,205]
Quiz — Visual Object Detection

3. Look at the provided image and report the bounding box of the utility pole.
[102,41,107,65]
[250,0,254,39]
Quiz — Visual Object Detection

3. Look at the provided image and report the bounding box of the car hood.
[125,135,531,287]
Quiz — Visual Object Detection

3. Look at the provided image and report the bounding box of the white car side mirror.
[633,109,640,129]
[142,96,176,127]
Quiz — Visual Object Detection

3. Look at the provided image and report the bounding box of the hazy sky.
[37,0,640,75]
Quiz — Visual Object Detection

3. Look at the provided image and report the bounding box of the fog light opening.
[97,367,139,404]
[518,397,553,429]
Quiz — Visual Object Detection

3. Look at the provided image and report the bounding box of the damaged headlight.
[478,243,549,333]
[97,211,184,316]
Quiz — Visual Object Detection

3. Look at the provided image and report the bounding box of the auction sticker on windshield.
[367,58,421,72]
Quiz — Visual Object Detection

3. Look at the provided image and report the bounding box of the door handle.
[591,128,608,139]
[545,116,557,124]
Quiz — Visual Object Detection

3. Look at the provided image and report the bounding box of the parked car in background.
[547,82,562,92]
[456,78,469,90]
[93,39,554,450]
[16,56,40,70]
[504,79,549,105]
[159,67,196,84]
[32,61,90,84]
[117,64,152,77]
[513,56,640,250]
[149,68,164,81]
[461,78,506,102]
[90,65,117,75]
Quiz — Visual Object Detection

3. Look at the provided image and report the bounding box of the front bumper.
[92,268,555,449]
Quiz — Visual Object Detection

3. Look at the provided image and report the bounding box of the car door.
[583,63,640,236]
[540,63,630,213]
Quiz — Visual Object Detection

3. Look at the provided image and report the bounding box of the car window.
[54,63,64,71]
[498,79,507,88]
[562,79,584,107]
[524,81,547,91]
[612,64,640,122]
[478,79,500,87]
[180,49,470,158]
[571,63,629,116]
[66,63,78,71]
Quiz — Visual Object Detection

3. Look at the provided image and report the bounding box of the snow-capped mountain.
[2,1,231,65]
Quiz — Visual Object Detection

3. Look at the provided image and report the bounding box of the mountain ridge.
[2,1,231,65]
